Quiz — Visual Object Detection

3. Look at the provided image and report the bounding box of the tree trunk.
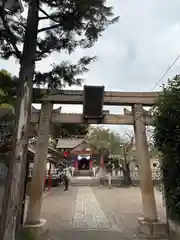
[0,1,39,239]
[99,153,105,186]
[100,153,104,168]
[123,155,131,186]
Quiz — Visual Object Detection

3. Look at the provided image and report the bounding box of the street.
[41,186,166,240]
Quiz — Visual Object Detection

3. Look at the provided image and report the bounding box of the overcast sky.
[1,0,180,136]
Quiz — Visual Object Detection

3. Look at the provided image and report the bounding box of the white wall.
[28,161,56,177]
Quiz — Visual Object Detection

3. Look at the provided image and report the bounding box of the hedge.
[154,75,180,222]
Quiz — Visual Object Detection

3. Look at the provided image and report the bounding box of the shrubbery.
[154,75,180,222]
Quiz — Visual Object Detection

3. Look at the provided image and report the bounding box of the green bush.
[154,75,180,222]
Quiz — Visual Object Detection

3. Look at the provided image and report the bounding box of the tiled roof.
[28,144,55,159]
[56,138,85,149]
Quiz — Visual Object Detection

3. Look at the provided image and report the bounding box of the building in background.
[27,142,62,189]
[56,138,100,174]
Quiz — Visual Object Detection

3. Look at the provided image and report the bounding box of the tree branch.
[0,7,21,59]
[38,24,60,33]
[8,18,26,28]
[38,7,59,23]
[38,16,48,20]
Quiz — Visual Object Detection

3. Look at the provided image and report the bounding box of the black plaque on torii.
[83,85,104,120]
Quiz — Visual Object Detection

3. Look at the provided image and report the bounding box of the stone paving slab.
[73,220,86,228]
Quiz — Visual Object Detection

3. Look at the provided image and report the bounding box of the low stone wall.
[168,219,180,240]
[131,179,161,186]
[99,177,161,186]
[98,169,160,181]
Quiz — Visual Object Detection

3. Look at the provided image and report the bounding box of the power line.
[103,53,180,137]
[152,54,180,91]
[117,53,180,135]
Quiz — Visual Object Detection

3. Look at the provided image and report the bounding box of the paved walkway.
[73,187,111,229]
[41,186,166,240]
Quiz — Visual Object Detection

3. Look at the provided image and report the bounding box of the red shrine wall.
[72,151,93,170]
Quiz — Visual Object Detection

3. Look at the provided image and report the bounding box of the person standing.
[63,168,69,191]
[63,174,69,191]
[58,170,63,188]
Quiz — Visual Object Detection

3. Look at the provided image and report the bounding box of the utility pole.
[0,0,39,239]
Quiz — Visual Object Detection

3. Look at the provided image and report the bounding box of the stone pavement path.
[73,187,112,229]
[41,186,166,240]
[93,187,166,240]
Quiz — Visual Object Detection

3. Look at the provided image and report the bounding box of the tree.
[86,126,123,187]
[0,112,14,158]
[86,126,122,155]
[0,1,118,238]
[0,69,17,109]
[0,1,118,90]
[120,132,134,185]
[0,69,89,143]
[153,75,180,223]
[0,70,15,160]
[50,123,89,140]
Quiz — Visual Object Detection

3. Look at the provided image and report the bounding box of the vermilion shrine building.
[56,138,101,171]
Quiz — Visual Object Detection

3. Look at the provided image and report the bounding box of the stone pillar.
[133,104,157,221]
[48,162,52,191]
[71,166,75,176]
[92,167,95,176]
[132,104,167,239]
[26,101,53,225]
[112,169,116,177]
[107,172,112,188]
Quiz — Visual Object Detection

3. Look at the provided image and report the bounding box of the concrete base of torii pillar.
[136,218,168,240]
[23,219,49,240]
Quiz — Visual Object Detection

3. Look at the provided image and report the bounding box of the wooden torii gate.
[25,88,167,239]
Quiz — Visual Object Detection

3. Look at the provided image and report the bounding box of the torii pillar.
[133,104,158,220]
[124,105,167,239]
[24,101,53,239]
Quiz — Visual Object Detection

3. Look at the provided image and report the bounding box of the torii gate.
[25,87,167,239]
